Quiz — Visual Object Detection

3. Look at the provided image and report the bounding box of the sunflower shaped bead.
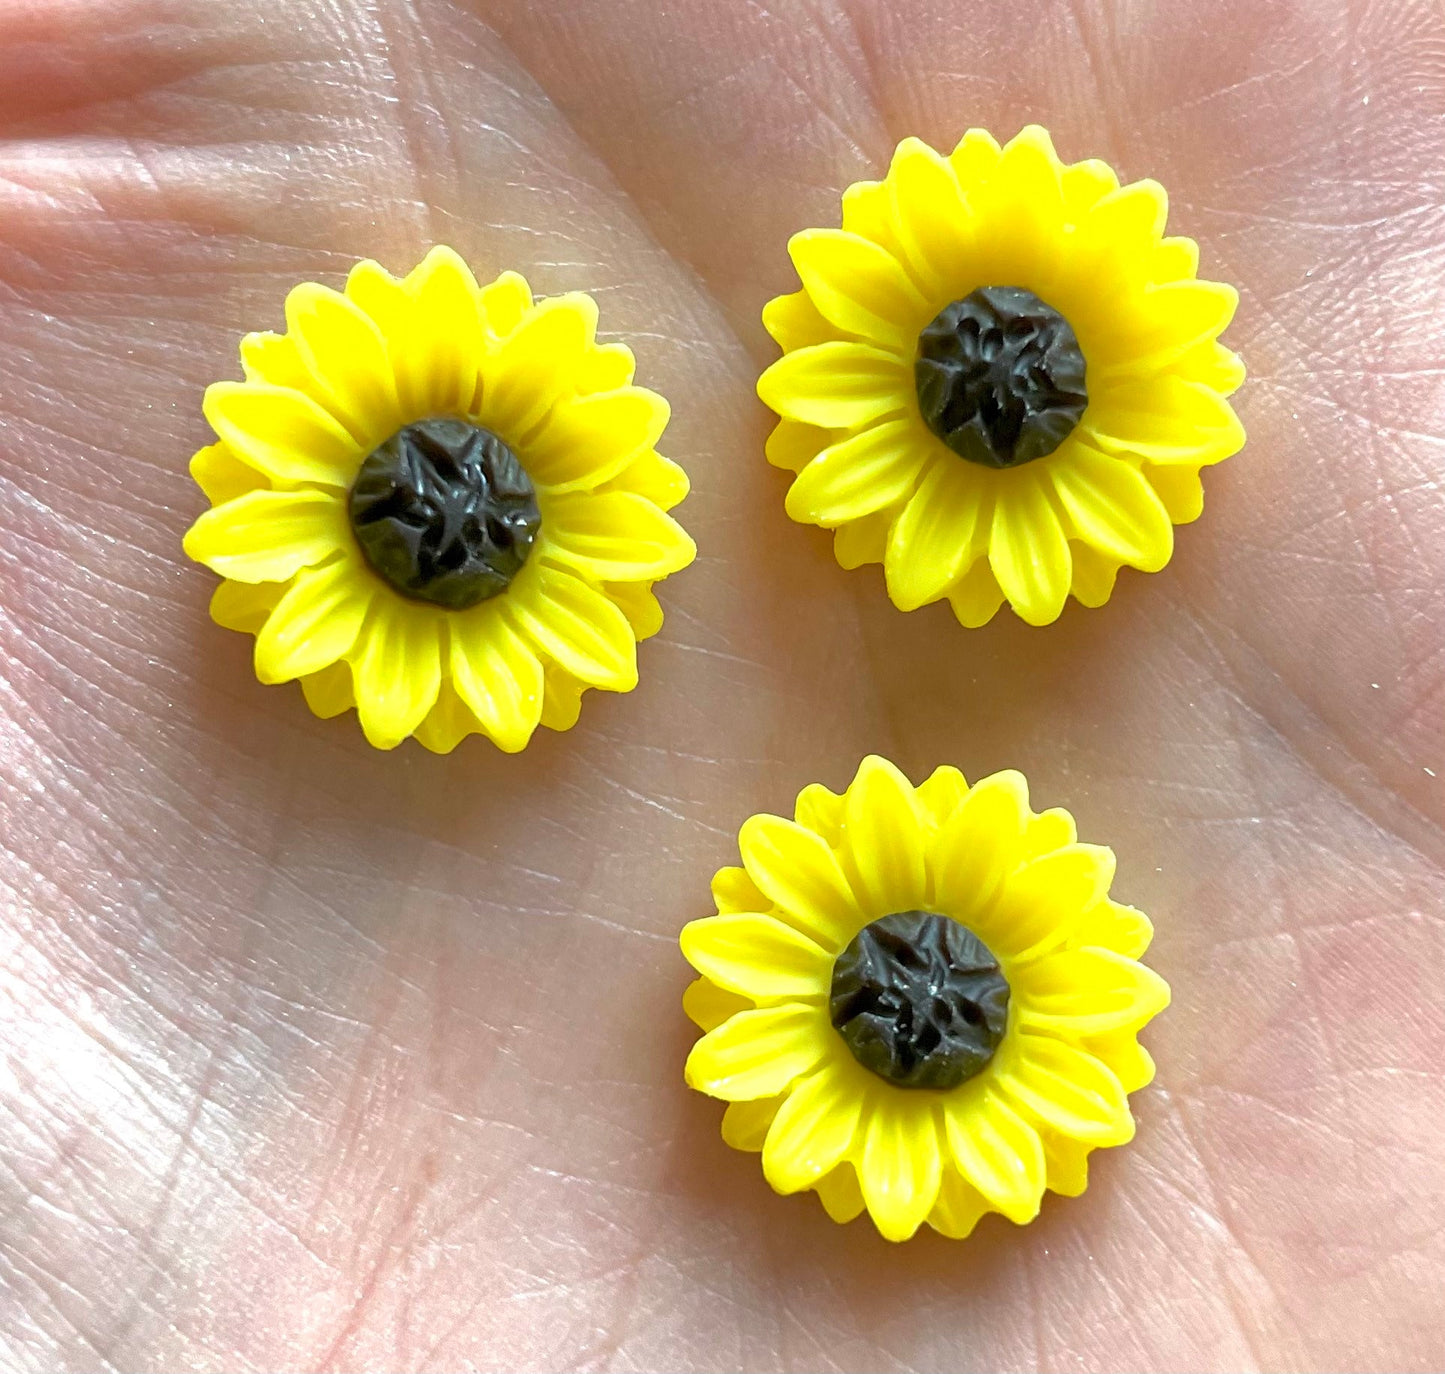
[682,756,1169,1242]
[759,126,1245,627]
[183,247,695,751]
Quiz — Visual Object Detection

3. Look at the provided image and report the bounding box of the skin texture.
[1,0,1443,1368]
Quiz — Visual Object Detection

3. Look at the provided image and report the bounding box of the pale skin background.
[1,0,1443,1369]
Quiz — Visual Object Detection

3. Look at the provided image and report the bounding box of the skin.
[1,0,1442,1368]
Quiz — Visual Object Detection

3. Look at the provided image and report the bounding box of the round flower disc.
[758,125,1246,627]
[681,756,1170,1242]
[182,247,696,752]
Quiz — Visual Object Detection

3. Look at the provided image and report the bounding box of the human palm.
[2,0,1442,1369]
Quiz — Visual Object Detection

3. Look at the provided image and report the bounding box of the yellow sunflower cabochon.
[183,247,695,751]
[682,756,1169,1241]
[759,126,1245,627]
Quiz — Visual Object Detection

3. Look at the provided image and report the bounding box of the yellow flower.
[758,126,1245,627]
[184,247,695,751]
[682,756,1169,1241]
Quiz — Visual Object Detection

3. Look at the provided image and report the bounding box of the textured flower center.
[348,417,541,609]
[829,910,1010,1090]
[915,285,1088,469]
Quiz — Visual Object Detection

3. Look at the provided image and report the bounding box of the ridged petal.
[1050,446,1174,573]
[506,566,637,692]
[789,228,926,350]
[484,294,597,437]
[1076,900,1154,959]
[761,290,837,352]
[525,388,669,493]
[974,126,1066,288]
[1146,464,1206,524]
[815,1164,867,1223]
[785,419,925,527]
[203,382,362,488]
[1085,1030,1156,1093]
[209,579,281,633]
[684,1004,831,1101]
[344,258,406,337]
[253,558,372,684]
[914,764,969,826]
[1102,280,1239,375]
[737,814,862,950]
[1003,1033,1135,1145]
[391,246,485,418]
[947,560,1006,628]
[1086,376,1246,466]
[449,610,545,752]
[943,1087,1045,1224]
[478,270,533,342]
[352,599,443,750]
[858,1101,944,1242]
[761,1063,866,1193]
[988,473,1072,626]
[834,509,891,570]
[792,783,844,846]
[682,977,752,1033]
[722,1096,784,1150]
[191,443,266,504]
[680,914,832,1001]
[183,489,348,583]
[931,769,1030,921]
[1069,542,1122,607]
[842,755,928,913]
[600,450,689,511]
[885,137,973,296]
[757,342,910,430]
[929,1168,990,1239]
[711,865,768,915]
[1016,948,1171,1035]
[299,659,353,718]
[989,843,1116,960]
[765,419,830,474]
[884,459,988,610]
[544,491,695,581]
[284,281,400,442]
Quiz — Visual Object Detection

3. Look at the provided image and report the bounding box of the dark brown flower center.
[829,910,1009,1090]
[348,417,541,609]
[915,285,1087,468]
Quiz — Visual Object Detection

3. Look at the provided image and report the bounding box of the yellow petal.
[413,681,481,755]
[484,294,597,437]
[947,559,1006,628]
[525,388,669,493]
[299,659,354,718]
[914,764,969,826]
[711,865,769,915]
[858,1100,944,1242]
[506,566,637,692]
[765,419,831,474]
[1084,1030,1156,1093]
[762,290,838,352]
[390,246,485,418]
[1016,948,1171,1036]
[1080,181,1168,270]
[1069,541,1121,607]
[990,843,1116,961]
[1042,1132,1093,1196]
[948,128,1003,189]
[183,489,348,583]
[815,1163,867,1223]
[929,1167,991,1239]
[1021,806,1076,859]
[239,331,319,398]
[841,755,928,914]
[1145,463,1206,524]
[762,1062,866,1193]
[1103,280,1239,375]
[943,1087,1045,1224]
[605,581,664,641]
[1086,376,1245,467]
[284,281,400,443]
[884,458,989,610]
[683,977,753,1032]
[793,782,844,846]
[539,669,586,732]
[757,342,910,430]
[785,419,926,527]
[931,769,1030,921]
[576,343,636,395]
[988,473,1072,626]
[975,125,1067,288]
[1003,1032,1135,1145]
[788,228,926,351]
[722,1096,784,1151]
[1076,900,1154,959]
[840,179,906,259]
[834,509,891,570]
[203,382,362,488]
[209,579,281,634]
[478,270,534,342]
[448,609,544,753]
[344,258,406,337]
[600,449,689,511]
[543,491,695,582]
[253,558,373,684]
[1151,236,1200,284]
[191,443,267,504]
[684,1004,831,1101]
[1059,158,1119,220]
[737,813,863,950]
[352,599,443,750]
[885,137,973,296]
[1049,446,1174,573]
[1172,339,1246,395]
[680,914,833,1001]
